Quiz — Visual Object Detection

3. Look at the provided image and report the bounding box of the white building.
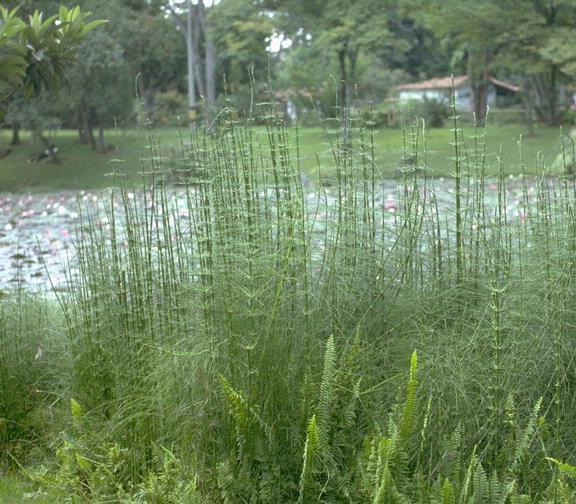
[395,75,520,111]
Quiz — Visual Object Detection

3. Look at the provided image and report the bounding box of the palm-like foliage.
[0,6,105,99]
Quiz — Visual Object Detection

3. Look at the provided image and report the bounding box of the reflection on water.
[0,176,551,292]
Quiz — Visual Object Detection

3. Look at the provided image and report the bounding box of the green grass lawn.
[0,476,58,503]
[0,123,566,191]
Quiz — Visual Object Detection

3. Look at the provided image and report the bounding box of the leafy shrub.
[361,102,392,128]
[485,107,526,125]
[456,107,527,126]
[403,98,450,128]
[362,99,449,128]
[560,107,576,126]
[296,109,325,127]
[34,399,200,503]
[152,90,188,126]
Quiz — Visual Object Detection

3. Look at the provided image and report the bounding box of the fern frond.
[316,335,337,436]
[459,450,478,503]
[510,398,542,475]
[471,461,488,503]
[219,374,273,456]
[373,462,411,504]
[441,479,455,504]
[219,375,248,454]
[546,458,576,480]
[70,398,84,425]
[499,479,516,504]
[374,436,394,498]
[373,464,393,504]
[343,377,362,429]
[497,395,517,472]
[488,471,503,503]
[399,351,419,448]
[361,436,380,497]
[442,424,462,484]
[299,415,321,504]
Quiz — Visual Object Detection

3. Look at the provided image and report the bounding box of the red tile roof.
[396,75,519,93]
[489,77,520,93]
[396,75,468,91]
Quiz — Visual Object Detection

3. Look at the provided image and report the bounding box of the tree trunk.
[39,135,59,164]
[78,106,84,142]
[546,65,559,126]
[347,49,358,109]
[468,46,491,123]
[186,0,198,124]
[87,108,97,150]
[97,120,105,153]
[531,70,561,127]
[138,77,154,119]
[10,124,20,146]
[338,47,348,112]
[205,42,216,102]
[168,1,198,125]
[525,97,535,137]
[78,103,95,146]
[205,37,216,125]
[522,78,535,136]
[88,127,96,150]
[472,81,488,123]
[200,0,216,126]
[193,6,205,100]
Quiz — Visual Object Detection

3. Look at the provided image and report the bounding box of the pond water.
[0,176,551,293]
[0,191,87,292]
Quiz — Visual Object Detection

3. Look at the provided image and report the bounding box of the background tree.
[55,0,171,148]
[0,4,103,158]
[131,13,186,118]
[503,0,576,127]
[5,0,576,141]
[69,25,133,151]
[417,0,576,126]
[268,0,430,114]
[0,5,105,99]
[5,91,62,155]
[164,0,217,123]
[209,0,273,108]
[415,0,511,123]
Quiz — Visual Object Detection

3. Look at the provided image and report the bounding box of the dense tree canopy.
[416,0,576,125]
[3,0,576,151]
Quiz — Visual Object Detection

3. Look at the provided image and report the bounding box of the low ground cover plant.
[2,105,576,503]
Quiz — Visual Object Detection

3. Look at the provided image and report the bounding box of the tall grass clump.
[0,294,66,469]
[4,97,576,502]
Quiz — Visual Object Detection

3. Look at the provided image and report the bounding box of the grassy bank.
[0,123,567,191]
[2,114,576,502]
[0,477,60,503]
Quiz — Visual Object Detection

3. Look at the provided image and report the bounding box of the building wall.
[398,89,448,103]
[399,84,498,112]
[455,86,472,110]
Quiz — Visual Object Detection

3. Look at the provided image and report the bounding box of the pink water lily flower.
[384,197,397,211]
